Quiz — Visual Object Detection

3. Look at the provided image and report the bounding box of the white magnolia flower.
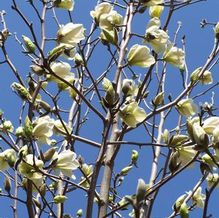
[206,173,219,188]
[57,23,85,46]
[177,146,197,167]
[0,149,16,170]
[33,116,54,144]
[147,17,161,29]
[50,61,75,87]
[190,67,213,84]
[191,187,205,208]
[122,79,138,97]
[127,44,155,68]
[99,10,123,31]
[119,101,147,128]
[176,98,197,117]
[18,154,44,181]
[203,116,219,134]
[53,120,72,136]
[53,0,74,11]
[52,150,79,178]
[145,25,169,54]
[163,44,185,68]
[142,0,164,7]
[90,2,113,24]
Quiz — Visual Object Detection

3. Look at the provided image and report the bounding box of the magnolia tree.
[0,0,219,217]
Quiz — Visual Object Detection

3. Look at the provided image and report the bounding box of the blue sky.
[1,0,219,217]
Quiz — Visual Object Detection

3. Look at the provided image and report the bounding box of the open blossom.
[203,116,219,134]
[119,101,147,128]
[53,0,74,11]
[18,154,44,181]
[50,61,75,89]
[176,146,197,167]
[176,98,197,117]
[163,44,185,68]
[191,187,206,208]
[145,24,169,54]
[90,2,113,24]
[57,23,85,46]
[33,116,54,144]
[0,149,16,170]
[52,150,79,178]
[127,44,155,68]
[206,173,219,188]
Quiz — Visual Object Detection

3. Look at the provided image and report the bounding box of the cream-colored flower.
[50,61,75,89]
[147,17,161,29]
[32,116,54,144]
[0,120,14,133]
[127,44,155,68]
[99,10,123,31]
[57,23,85,46]
[149,5,164,18]
[122,79,138,97]
[206,173,219,188]
[142,0,163,7]
[90,2,113,24]
[191,187,205,208]
[145,25,169,54]
[52,150,79,178]
[163,44,185,68]
[53,0,74,11]
[190,67,213,84]
[53,120,72,136]
[176,98,197,117]
[177,146,197,166]
[0,149,16,170]
[119,101,147,128]
[18,154,44,181]
[203,116,219,134]
[213,126,219,143]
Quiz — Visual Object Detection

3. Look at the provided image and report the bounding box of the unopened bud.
[30,65,45,76]
[214,22,219,39]
[47,44,65,62]
[120,165,132,176]
[23,116,33,137]
[179,202,189,218]
[4,176,11,193]
[153,92,164,106]
[15,126,25,137]
[162,129,169,144]
[11,82,32,102]
[136,178,147,205]
[131,150,139,165]
[39,184,46,197]
[74,53,84,66]
[76,209,83,217]
[22,35,36,53]
[54,195,68,204]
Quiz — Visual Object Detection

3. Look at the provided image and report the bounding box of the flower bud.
[149,6,164,18]
[120,165,132,176]
[131,150,139,165]
[81,163,93,176]
[39,183,46,197]
[4,176,11,193]
[179,202,189,218]
[169,151,180,174]
[0,120,14,133]
[174,194,187,212]
[74,53,84,66]
[122,79,135,96]
[23,116,33,138]
[30,65,45,76]
[153,91,164,106]
[53,0,74,11]
[22,35,36,53]
[11,82,32,102]
[136,178,147,205]
[190,67,213,84]
[42,147,57,162]
[162,129,169,144]
[47,44,66,62]
[76,209,83,217]
[100,29,118,45]
[54,195,68,204]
